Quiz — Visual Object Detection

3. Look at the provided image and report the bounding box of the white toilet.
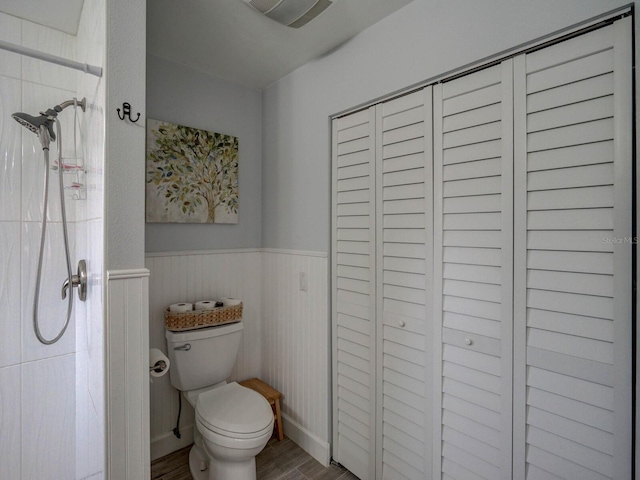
[166,322,274,480]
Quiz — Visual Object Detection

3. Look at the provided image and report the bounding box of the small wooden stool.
[239,378,284,441]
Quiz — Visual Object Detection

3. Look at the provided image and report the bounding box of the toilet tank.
[165,322,243,391]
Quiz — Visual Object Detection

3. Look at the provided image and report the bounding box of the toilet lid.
[196,382,273,436]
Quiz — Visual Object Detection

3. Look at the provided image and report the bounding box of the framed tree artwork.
[145,119,239,224]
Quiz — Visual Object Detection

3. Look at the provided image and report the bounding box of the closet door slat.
[376,87,432,480]
[332,106,376,480]
[434,61,513,480]
[512,18,632,480]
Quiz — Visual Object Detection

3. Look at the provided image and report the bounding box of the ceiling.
[148,0,413,90]
[1,0,413,90]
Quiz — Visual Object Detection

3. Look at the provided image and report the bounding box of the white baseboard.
[282,413,330,467]
[150,424,195,461]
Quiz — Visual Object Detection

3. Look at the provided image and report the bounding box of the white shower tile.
[21,221,76,362]
[74,95,98,224]
[0,365,21,479]
[75,349,104,479]
[75,192,89,223]
[75,88,104,223]
[76,0,105,222]
[19,137,53,223]
[21,20,77,91]
[21,82,79,223]
[86,219,104,412]
[74,232,103,376]
[88,220,104,344]
[0,223,21,368]
[21,354,75,480]
[0,75,22,221]
[75,221,89,352]
[74,220,103,354]
[0,13,21,79]
[76,0,105,68]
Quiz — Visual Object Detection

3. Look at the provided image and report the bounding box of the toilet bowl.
[188,382,274,480]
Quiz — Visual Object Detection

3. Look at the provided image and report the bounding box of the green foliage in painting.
[146,122,238,223]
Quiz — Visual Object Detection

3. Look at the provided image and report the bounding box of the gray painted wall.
[106,0,146,269]
[136,0,631,256]
[261,0,630,253]
[145,55,262,252]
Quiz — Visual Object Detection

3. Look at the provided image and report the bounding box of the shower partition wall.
[0,2,105,479]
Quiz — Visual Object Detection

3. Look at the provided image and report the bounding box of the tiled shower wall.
[75,0,106,478]
[0,2,105,479]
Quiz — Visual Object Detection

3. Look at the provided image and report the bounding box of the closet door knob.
[398,320,406,327]
[464,338,473,346]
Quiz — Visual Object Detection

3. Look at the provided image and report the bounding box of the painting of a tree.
[146,119,239,223]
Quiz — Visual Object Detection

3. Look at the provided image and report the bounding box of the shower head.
[12,111,56,138]
[11,97,86,149]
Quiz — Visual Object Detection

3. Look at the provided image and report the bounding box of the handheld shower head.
[11,97,86,149]
[12,112,56,142]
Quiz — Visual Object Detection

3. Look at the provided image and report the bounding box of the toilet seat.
[195,382,274,439]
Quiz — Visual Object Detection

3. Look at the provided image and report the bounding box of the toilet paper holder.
[149,348,171,380]
[150,360,167,373]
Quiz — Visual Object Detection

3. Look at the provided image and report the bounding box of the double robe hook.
[117,102,140,123]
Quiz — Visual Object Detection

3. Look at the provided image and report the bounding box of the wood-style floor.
[151,437,359,480]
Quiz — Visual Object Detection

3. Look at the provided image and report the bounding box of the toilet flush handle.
[174,344,191,351]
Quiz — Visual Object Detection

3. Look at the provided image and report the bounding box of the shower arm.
[56,99,82,111]
[40,98,86,119]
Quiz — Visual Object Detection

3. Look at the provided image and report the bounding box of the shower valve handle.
[61,259,87,302]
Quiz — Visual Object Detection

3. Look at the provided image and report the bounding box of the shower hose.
[33,118,74,345]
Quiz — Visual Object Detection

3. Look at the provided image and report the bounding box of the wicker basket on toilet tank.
[165,302,243,331]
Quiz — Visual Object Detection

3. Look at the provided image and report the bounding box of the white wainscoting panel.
[146,249,263,460]
[106,269,150,480]
[261,249,330,466]
[146,249,330,466]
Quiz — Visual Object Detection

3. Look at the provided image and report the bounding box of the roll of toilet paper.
[149,348,170,378]
[220,297,241,306]
[195,300,218,310]
[169,302,193,313]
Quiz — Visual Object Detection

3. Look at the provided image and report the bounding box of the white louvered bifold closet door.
[375,88,432,480]
[512,18,633,480]
[433,61,514,480]
[332,106,377,480]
